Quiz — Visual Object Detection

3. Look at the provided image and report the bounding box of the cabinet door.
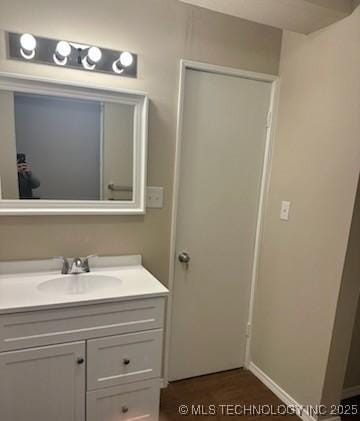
[0,341,85,421]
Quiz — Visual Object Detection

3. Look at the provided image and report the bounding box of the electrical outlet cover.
[146,187,164,209]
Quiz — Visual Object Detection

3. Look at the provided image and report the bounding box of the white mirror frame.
[0,73,148,215]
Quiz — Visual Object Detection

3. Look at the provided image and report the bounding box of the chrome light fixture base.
[7,32,137,78]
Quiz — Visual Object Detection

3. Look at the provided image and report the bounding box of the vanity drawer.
[0,298,165,352]
[87,329,162,390]
[86,379,160,421]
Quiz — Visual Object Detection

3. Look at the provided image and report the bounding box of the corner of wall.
[320,177,360,408]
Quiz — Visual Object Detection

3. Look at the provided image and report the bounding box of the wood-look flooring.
[160,369,300,420]
[341,396,360,420]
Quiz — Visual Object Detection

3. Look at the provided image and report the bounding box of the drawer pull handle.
[77,357,85,365]
[122,406,129,414]
[123,358,130,365]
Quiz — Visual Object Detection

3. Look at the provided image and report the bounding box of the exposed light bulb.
[82,46,102,70]
[119,52,133,67]
[113,51,134,74]
[56,41,71,58]
[53,41,72,65]
[20,33,36,59]
[20,33,36,51]
[88,47,102,64]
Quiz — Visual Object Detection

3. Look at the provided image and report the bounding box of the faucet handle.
[53,256,70,274]
[83,255,98,272]
[84,254,98,260]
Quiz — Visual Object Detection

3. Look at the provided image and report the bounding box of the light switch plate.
[280,200,291,221]
[146,187,164,208]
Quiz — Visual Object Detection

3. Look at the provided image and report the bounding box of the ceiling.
[179,0,355,34]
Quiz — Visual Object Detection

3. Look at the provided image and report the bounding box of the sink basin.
[37,274,122,295]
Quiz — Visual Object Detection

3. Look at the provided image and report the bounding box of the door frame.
[163,59,280,385]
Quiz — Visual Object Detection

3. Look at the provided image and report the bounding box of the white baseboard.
[248,362,341,421]
[342,384,360,400]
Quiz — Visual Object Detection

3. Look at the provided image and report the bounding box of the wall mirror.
[0,73,148,214]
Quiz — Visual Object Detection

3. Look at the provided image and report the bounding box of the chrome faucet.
[70,257,85,274]
[54,255,97,275]
[54,256,70,274]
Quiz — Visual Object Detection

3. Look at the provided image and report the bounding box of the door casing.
[163,60,280,385]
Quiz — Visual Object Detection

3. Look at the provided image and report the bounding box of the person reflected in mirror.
[17,153,40,199]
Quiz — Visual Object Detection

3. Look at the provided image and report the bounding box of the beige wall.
[0,0,282,283]
[321,179,360,408]
[344,298,360,389]
[340,181,360,391]
[251,8,360,408]
[0,91,18,199]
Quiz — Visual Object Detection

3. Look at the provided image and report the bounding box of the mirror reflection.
[0,91,134,201]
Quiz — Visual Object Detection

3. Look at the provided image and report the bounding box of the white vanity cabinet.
[0,341,86,421]
[0,296,166,421]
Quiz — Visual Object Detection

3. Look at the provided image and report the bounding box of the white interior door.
[169,68,273,381]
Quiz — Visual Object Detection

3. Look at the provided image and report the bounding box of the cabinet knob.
[123,358,130,365]
[122,406,129,413]
[77,357,85,365]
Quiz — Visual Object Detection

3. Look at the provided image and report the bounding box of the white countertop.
[0,255,168,314]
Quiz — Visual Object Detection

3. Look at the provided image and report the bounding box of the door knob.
[178,252,191,264]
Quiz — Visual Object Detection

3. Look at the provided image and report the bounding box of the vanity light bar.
[7,32,137,78]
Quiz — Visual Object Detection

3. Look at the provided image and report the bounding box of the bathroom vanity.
[0,255,168,421]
